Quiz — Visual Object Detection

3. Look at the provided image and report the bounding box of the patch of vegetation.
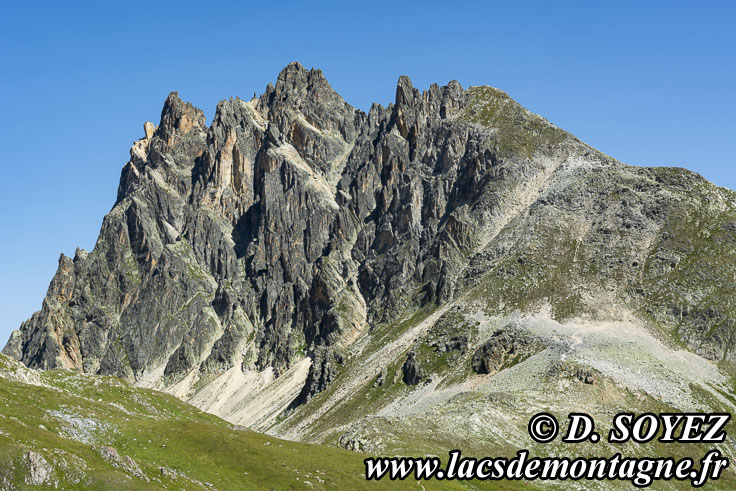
[457,86,567,158]
[0,356,394,490]
[466,223,589,321]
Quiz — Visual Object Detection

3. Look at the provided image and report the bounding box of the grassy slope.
[3,354,503,490]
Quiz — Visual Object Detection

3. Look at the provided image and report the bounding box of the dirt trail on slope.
[560,323,605,361]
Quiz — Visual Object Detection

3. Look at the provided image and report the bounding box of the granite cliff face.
[5,64,736,437]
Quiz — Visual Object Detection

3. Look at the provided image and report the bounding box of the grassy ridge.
[0,356,377,489]
[0,354,531,489]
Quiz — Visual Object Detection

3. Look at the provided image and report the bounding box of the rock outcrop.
[23,451,53,486]
[471,329,542,375]
[402,350,424,385]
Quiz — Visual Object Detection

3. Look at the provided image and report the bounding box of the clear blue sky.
[1,1,734,343]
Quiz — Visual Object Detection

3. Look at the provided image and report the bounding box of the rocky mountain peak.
[395,74,416,101]
[6,65,736,428]
[274,61,327,92]
[255,62,357,147]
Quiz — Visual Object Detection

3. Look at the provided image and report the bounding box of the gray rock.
[23,451,52,486]
[402,350,424,385]
[98,446,119,461]
[2,330,22,361]
[374,367,387,387]
[547,361,599,385]
[471,330,542,375]
[293,346,341,404]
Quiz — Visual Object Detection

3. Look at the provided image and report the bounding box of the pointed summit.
[276,61,309,83]
[257,62,356,141]
[395,75,419,107]
[274,61,328,94]
[159,91,206,135]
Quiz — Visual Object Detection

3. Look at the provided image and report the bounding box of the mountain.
[4,62,736,469]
